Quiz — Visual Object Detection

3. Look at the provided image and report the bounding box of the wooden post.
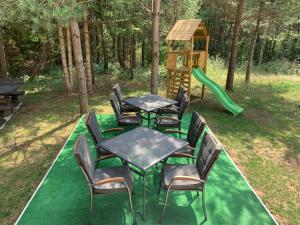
[201,35,209,100]
[166,40,172,97]
[188,37,194,97]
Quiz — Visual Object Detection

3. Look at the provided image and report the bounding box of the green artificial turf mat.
[15,114,277,225]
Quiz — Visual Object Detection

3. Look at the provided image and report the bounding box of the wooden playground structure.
[166,20,209,100]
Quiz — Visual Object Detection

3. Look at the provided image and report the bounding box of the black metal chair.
[158,131,222,223]
[74,135,136,224]
[157,85,185,115]
[85,112,125,166]
[165,112,206,162]
[110,93,143,126]
[155,94,189,133]
[113,83,139,113]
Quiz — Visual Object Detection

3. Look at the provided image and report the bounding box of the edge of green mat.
[14,115,84,225]
[14,115,278,225]
[222,149,278,225]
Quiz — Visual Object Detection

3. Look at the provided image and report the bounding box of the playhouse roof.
[166,20,208,41]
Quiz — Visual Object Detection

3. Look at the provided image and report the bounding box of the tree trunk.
[130,33,137,79]
[0,28,8,79]
[66,25,74,89]
[147,34,152,65]
[258,38,265,64]
[151,0,161,94]
[112,35,117,62]
[91,15,98,64]
[57,22,72,95]
[90,18,97,84]
[173,0,180,25]
[99,20,108,73]
[223,22,233,63]
[83,15,93,93]
[262,39,270,63]
[117,35,126,68]
[70,20,89,114]
[245,1,264,82]
[30,41,48,80]
[271,40,276,57]
[141,38,145,67]
[122,36,126,64]
[96,26,102,66]
[225,0,245,91]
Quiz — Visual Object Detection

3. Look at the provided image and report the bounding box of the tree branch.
[136,0,152,14]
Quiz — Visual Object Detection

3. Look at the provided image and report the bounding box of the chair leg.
[89,188,94,219]
[201,185,207,221]
[159,189,171,223]
[157,179,162,195]
[178,125,181,138]
[127,191,137,225]
[156,123,160,131]
[96,151,100,168]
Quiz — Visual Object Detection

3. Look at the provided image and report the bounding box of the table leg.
[143,174,146,220]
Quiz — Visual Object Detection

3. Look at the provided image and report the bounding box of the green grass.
[0,61,299,225]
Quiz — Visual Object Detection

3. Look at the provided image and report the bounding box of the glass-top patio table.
[99,127,188,220]
[123,94,177,127]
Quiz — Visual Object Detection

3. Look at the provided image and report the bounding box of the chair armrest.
[102,127,125,133]
[172,152,196,158]
[120,115,138,119]
[168,105,179,110]
[95,154,115,162]
[164,129,187,135]
[185,146,195,151]
[172,176,204,183]
[123,96,135,99]
[158,116,180,122]
[93,177,125,186]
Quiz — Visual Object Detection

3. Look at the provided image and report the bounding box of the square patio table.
[99,127,188,220]
[123,94,177,127]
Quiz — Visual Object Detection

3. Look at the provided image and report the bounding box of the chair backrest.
[85,112,103,145]
[110,93,122,119]
[175,85,185,106]
[74,135,95,184]
[196,131,221,180]
[186,112,206,147]
[113,83,123,105]
[177,94,189,120]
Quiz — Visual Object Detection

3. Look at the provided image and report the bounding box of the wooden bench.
[0,90,25,109]
[0,104,12,117]
[0,117,6,129]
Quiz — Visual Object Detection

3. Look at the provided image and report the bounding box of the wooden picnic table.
[0,84,20,95]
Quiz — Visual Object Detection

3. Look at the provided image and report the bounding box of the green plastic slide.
[192,67,244,116]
